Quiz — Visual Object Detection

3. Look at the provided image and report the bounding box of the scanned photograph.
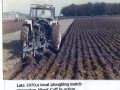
[3,0,120,80]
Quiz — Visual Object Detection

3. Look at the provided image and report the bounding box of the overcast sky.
[3,0,120,16]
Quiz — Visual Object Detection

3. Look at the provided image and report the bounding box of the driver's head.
[40,10,45,18]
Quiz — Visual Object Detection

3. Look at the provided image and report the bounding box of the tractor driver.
[40,10,46,18]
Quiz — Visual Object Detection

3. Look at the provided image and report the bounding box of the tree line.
[60,2,120,16]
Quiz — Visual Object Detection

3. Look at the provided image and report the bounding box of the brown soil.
[2,21,24,35]
[3,17,120,80]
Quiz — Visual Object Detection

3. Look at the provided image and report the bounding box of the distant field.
[57,15,120,19]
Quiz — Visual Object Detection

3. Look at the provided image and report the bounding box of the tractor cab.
[29,4,56,25]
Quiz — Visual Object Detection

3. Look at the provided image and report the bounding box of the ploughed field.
[4,18,120,79]
[2,21,24,35]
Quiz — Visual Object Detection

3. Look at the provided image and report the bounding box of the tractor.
[21,4,61,62]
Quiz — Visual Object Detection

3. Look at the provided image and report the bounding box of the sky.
[2,0,120,16]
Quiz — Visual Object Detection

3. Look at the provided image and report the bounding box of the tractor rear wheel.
[51,24,61,50]
[21,26,29,48]
[21,26,29,60]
